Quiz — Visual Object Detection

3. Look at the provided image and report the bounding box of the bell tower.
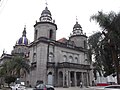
[34,5,57,41]
[69,18,87,49]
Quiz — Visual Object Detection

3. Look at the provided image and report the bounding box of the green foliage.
[0,60,13,77]
[90,11,120,81]
[0,55,30,81]
[90,11,116,30]
[11,55,30,77]
[88,32,103,78]
[101,41,115,76]
[4,76,16,86]
[88,32,102,50]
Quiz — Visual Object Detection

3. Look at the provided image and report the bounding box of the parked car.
[96,85,120,90]
[46,85,54,90]
[10,83,26,90]
[33,83,54,90]
[104,85,120,90]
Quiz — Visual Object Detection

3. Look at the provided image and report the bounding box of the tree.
[4,76,16,87]
[0,55,30,86]
[88,32,103,79]
[11,55,30,78]
[90,11,120,84]
[0,59,16,87]
[100,39,115,77]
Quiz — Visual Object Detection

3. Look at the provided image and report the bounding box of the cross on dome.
[76,16,78,23]
[39,0,52,22]
[45,0,48,7]
[22,25,26,37]
[16,25,30,46]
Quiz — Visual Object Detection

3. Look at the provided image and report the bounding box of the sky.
[0,0,120,55]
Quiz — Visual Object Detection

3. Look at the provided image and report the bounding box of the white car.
[11,84,26,90]
[104,85,120,90]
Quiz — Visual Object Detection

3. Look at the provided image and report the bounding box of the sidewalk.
[0,87,11,90]
[55,86,91,90]
[0,86,98,90]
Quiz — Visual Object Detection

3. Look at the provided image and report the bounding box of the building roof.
[41,7,51,16]
[57,38,68,43]
[73,21,82,30]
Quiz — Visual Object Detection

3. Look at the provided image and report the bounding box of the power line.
[0,0,8,15]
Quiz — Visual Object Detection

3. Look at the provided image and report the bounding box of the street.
[54,87,96,90]
[0,86,102,90]
[26,86,100,90]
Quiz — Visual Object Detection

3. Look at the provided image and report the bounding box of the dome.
[39,7,52,22]
[16,26,29,46]
[70,21,84,36]
[73,21,82,30]
[17,37,29,45]
[41,7,51,16]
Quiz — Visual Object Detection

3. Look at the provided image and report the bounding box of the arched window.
[69,56,73,63]
[18,48,21,53]
[33,52,36,62]
[48,72,52,75]
[63,55,67,62]
[84,40,87,49]
[75,57,78,63]
[49,53,54,62]
[49,29,53,39]
[35,29,38,40]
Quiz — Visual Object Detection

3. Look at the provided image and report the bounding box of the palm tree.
[88,32,103,79]
[0,55,30,86]
[11,55,30,78]
[0,59,15,87]
[90,11,120,84]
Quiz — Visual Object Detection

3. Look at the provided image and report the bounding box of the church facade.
[26,6,92,87]
[0,6,93,87]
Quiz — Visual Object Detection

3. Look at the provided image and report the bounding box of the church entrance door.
[48,72,53,85]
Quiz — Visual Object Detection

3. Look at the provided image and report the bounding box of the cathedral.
[0,5,93,87]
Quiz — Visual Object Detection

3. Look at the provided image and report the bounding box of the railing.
[47,62,91,70]
[47,62,55,68]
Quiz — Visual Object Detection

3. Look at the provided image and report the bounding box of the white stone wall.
[34,23,56,40]
[29,42,91,86]
[70,36,87,48]
[36,43,48,83]
[53,46,89,65]
[28,20,91,87]
[12,45,29,54]
[29,42,48,86]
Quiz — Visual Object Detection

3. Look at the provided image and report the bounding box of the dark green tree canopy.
[89,11,120,83]
[0,55,30,85]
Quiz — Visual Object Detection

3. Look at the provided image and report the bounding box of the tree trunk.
[111,46,120,84]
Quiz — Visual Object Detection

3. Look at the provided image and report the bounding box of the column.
[86,72,88,86]
[63,71,65,87]
[69,71,71,87]
[83,72,87,87]
[63,69,68,87]
[81,72,84,86]
[66,71,69,87]
[54,68,58,87]
[74,72,77,86]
